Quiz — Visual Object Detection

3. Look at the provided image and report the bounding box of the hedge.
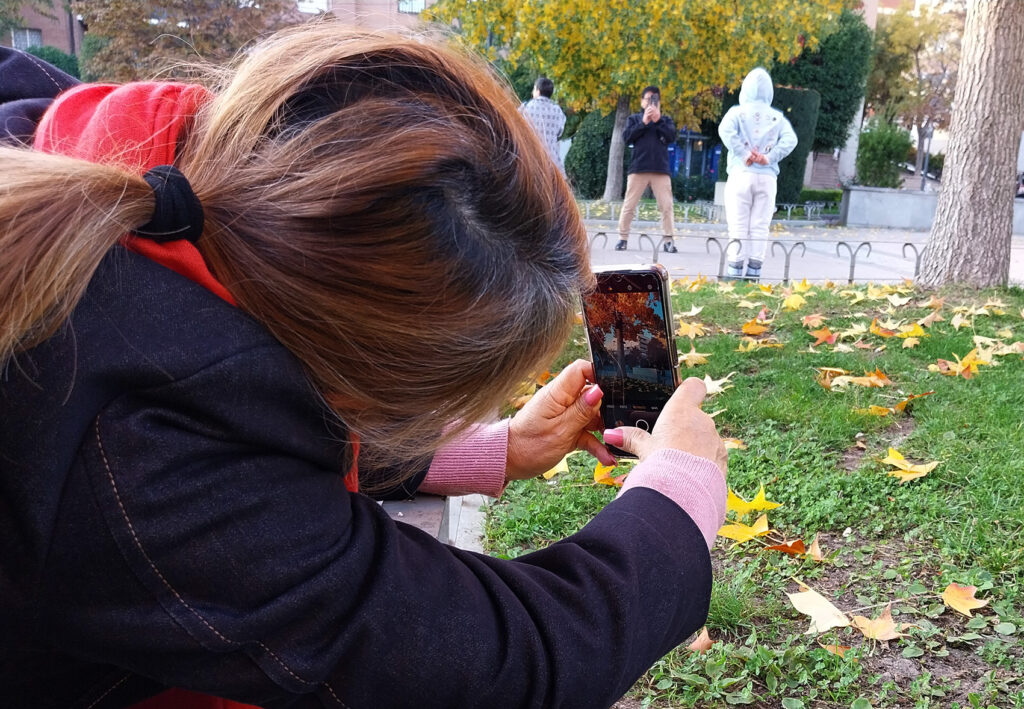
[564,110,628,199]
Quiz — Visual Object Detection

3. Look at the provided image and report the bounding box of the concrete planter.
[841,185,1024,234]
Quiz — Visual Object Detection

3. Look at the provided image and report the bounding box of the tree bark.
[918,0,1024,288]
[602,94,631,202]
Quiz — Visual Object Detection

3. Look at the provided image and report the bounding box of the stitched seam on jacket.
[17,48,66,92]
[93,418,320,690]
[83,673,129,709]
[323,681,351,709]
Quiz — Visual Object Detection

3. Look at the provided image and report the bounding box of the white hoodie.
[718,68,797,178]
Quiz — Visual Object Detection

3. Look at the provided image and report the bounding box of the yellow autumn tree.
[427,0,843,199]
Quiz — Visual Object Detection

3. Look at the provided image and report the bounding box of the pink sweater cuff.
[419,420,509,498]
[617,449,727,550]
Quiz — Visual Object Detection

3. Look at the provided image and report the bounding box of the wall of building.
[0,6,84,55]
[841,185,1024,234]
[300,0,437,30]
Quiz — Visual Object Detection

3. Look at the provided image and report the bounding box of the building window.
[11,28,42,50]
[297,0,330,12]
[398,0,426,13]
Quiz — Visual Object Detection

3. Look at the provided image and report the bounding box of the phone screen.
[582,272,676,434]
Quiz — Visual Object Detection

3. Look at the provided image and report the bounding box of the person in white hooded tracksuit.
[718,68,798,281]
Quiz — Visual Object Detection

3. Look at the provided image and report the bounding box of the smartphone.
[581,265,680,456]
[649,93,660,107]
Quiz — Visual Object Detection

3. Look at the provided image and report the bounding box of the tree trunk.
[602,94,631,202]
[918,1,1024,288]
[914,127,926,181]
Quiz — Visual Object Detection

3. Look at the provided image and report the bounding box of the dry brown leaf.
[687,626,714,653]
[851,604,909,641]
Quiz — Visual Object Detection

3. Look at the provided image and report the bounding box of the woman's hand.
[602,377,727,476]
[505,359,616,482]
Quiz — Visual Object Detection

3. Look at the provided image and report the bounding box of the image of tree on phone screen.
[584,289,675,425]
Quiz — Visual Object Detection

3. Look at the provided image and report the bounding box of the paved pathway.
[587,219,1024,285]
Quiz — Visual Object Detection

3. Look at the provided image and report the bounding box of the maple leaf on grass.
[810,326,837,346]
[806,533,824,562]
[736,337,783,352]
[543,454,570,480]
[851,604,911,641]
[766,539,806,556]
[681,304,704,317]
[787,582,850,635]
[855,405,895,417]
[782,293,807,311]
[723,438,747,450]
[818,643,852,659]
[815,367,850,390]
[676,320,706,339]
[881,447,938,483]
[898,323,927,339]
[678,345,710,368]
[802,313,826,329]
[727,485,781,518]
[869,318,899,338]
[892,391,934,413]
[703,372,736,396]
[950,312,971,330]
[919,309,945,327]
[792,279,813,293]
[593,462,626,487]
[717,513,773,544]
[687,627,714,653]
[902,337,921,349]
[741,318,770,336]
[736,299,763,309]
[919,295,944,310]
[886,294,912,307]
[941,583,989,617]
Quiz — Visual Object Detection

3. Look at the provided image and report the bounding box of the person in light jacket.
[718,68,798,281]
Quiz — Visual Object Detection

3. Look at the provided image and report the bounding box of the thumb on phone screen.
[602,377,727,475]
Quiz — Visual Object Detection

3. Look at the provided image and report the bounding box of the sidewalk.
[587,219,1024,285]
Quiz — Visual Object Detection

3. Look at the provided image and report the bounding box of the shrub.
[798,188,843,204]
[672,174,715,202]
[856,119,912,188]
[26,45,79,79]
[565,110,627,199]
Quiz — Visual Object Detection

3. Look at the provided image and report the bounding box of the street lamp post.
[920,123,934,192]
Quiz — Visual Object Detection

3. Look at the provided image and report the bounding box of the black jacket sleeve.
[622,113,647,145]
[655,115,677,144]
[45,345,712,709]
[0,47,79,144]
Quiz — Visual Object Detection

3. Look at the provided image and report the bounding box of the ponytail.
[0,147,154,363]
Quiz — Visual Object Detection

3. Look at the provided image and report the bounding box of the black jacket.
[0,253,712,709]
[0,48,712,708]
[623,112,678,175]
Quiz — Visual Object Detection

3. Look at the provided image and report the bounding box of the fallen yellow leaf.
[727,485,781,518]
[881,447,938,482]
[793,279,813,293]
[741,318,770,336]
[703,372,736,396]
[687,626,714,652]
[783,293,807,311]
[676,321,706,339]
[941,583,989,617]
[717,513,773,544]
[679,345,710,368]
[543,454,570,480]
[902,337,920,349]
[723,438,747,450]
[802,313,826,329]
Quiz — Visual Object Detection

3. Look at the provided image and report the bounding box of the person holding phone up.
[0,24,725,709]
[616,86,680,254]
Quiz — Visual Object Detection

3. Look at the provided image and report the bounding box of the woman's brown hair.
[0,21,591,480]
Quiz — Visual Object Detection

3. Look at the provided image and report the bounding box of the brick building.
[1,4,84,55]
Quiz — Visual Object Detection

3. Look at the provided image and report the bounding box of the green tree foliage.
[855,119,912,188]
[719,87,820,204]
[427,0,843,199]
[865,5,961,176]
[26,45,79,78]
[0,0,53,34]
[771,8,873,152]
[72,0,298,81]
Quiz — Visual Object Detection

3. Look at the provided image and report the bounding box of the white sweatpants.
[724,171,777,264]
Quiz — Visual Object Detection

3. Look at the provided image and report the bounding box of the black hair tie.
[134,165,204,243]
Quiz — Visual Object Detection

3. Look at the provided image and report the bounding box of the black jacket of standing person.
[623,111,678,175]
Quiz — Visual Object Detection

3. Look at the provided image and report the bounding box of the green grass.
[487,279,1024,708]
